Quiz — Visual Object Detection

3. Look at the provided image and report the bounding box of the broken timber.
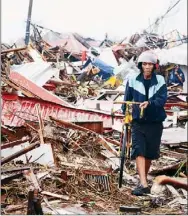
[50,116,119,156]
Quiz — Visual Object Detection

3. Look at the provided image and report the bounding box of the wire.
[146,0,182,32]
[162,0,182,18]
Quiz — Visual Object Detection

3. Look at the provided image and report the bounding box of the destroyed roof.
[11,62,59,87]
[72,33,91,49]
[99,39,114,48]
[86,40,101,47]
[42,31,66,47]
[1,43,12,50]
[42,31,88,54]
[153,43,188,66]
[60,34,88,54]
[84,37,101,47]
[121,32,167,49]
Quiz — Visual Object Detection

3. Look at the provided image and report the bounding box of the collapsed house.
[1,26,188,215]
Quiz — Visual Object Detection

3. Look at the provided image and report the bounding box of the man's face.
[142,62,154,76]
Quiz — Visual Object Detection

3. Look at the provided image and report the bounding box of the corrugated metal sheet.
[11,62,59,87]
[2,94,187,129]
[61,34,88,54]
[112,44,126,52]
[42,31,88,54]
[42,31,66,47]
[27,46,45,62]
[98,48,118,68]
[9,72,72,107]
[1,94,123,128]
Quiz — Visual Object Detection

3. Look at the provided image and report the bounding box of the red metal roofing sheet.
[9,72,72,107]
[1,94,123,128]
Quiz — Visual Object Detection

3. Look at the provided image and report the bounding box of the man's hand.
[175,71,178,75]
[139,101,149,109]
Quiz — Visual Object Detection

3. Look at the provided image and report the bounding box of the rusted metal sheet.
[42,83,56,91]
[1,125,30,141]
[1,94,123,128]
[83,168,112,191]
[74,121,103,134]
[9,72,72,107]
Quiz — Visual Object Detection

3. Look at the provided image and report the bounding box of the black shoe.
[131,185,150,196]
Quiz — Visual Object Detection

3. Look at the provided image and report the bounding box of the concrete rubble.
[1,25,188,215]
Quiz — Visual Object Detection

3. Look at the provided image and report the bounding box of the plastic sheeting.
[93,58,114,80]
[82,58,114,80]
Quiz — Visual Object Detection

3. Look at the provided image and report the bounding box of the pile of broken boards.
[1,116,188,215]
[1,45,100,107]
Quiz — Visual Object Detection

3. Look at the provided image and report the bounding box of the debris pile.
[1,24,187,215]
[1,112,188,215]
[1,119,138,214]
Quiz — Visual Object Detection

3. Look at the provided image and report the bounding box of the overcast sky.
[2,0,187,43]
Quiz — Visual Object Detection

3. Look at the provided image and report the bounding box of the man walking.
[122,51,167,196]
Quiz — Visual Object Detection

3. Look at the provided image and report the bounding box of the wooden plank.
[36,104,44,144]
[175,148,188,154]
[1,46,27,54]
[181,189,188,198]
[166,185,181,197]
[4,205,26,213]
[161,150,186,160]
[23,169,42,191]
[41,191,69,201]
[1,137,31,150]
[2,77,35,98]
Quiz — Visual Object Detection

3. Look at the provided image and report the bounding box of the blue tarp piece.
[82,58,114,80]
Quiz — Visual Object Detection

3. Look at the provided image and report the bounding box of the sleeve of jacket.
[121,81,133,114]
[148,76,167,107]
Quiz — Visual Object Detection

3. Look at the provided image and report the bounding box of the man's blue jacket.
[122,72,167,123]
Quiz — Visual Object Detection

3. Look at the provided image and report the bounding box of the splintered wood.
[1,113,187,215]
